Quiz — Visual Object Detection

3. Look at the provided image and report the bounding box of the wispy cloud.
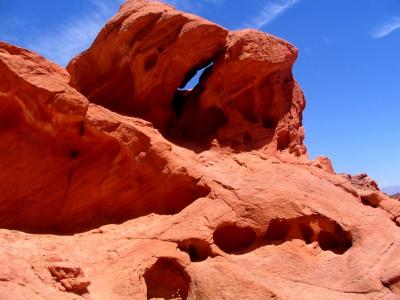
[244,0,300,29]
[27,0,123,66]
[164,0,225,13]
[371,17,400,38]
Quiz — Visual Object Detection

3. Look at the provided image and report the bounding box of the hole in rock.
[213,224,257,254]
[144,53,158,71]
[69,149,79,160]
[360,194,380,208]
[143,258,190,300]
[261,118,277,130]
[178,62,213,91]
[264,215,352,254]
[177,239,212,262]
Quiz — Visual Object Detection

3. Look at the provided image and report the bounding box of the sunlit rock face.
[1,1,400,299]
[67,0,306,155]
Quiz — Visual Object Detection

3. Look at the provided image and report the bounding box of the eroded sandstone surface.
[1,1,399,299]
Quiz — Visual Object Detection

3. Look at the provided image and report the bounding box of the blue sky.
[0,0,399,188]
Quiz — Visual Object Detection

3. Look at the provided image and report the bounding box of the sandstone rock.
[343,173,400,225]
[67,1,305,155]
[67,0,228,132]
[0,42,210,234]
[178,30,306,155]
[48,264,90,295]
[0,1,400,300]
[311,156,335,174]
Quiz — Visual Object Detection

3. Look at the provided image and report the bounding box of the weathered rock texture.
[67,0,306,154]
[0,1,399,299]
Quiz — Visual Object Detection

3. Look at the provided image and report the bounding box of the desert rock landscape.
[0,1,400,299]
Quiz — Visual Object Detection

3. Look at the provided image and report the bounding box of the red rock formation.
[67,0,306,155]
[67,0,228,133]
[177,30,306,154]
[1,1,400,299]
[0,41,210,234]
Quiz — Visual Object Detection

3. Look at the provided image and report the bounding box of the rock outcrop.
[67,0,306,155]
[0,41,210,234]
[0,1,399,299]
[67,0,228,136]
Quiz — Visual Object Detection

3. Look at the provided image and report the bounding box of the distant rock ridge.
[383,186,400,196]
[0,1,399,299]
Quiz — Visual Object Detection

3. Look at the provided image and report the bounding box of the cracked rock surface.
[1,1,400,299]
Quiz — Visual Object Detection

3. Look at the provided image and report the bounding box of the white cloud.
[27,0,123,66]
[244,0,300,29]
[164,0,225,12]
[371,17,400,38]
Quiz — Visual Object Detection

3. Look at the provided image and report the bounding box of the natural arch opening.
[178,62,213,91]
[169,61,227,146]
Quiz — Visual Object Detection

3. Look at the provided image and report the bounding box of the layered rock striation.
[0,1,399,299]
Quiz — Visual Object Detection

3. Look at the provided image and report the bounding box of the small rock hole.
[213,224,257,254]
[264,215,352,254]
[264,219,290,242]
[360,194,380,208]
[178,239,212,262]
[143,258,190,300]
[261,118,276,129]
[70,149,79,160]
[144,53,158,71]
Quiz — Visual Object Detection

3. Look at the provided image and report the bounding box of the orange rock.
[0,42,210,233]
[0,1,400,300]
[178,30,306,155]
[68,1,305,155]
[312,156,335,174]
[48,264,90,294]
[67,0,228,132]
